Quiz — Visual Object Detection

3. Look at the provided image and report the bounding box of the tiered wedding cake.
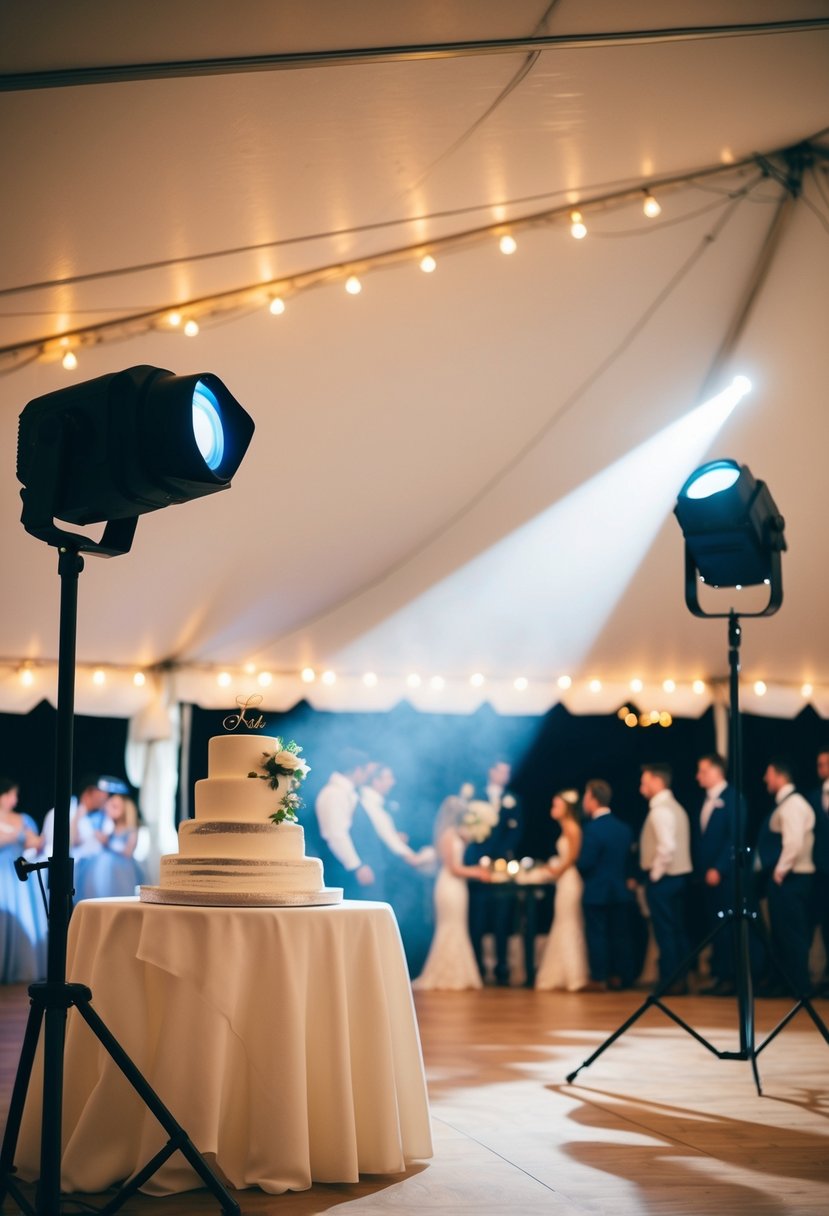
[141,732,342,906]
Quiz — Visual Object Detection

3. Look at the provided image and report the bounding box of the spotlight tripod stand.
[567,558,829,1095]
[0,530,240,1214]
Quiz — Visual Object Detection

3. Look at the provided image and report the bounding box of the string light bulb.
[589,678,602,693]
[406,673,422,688]
[557,675,572,690]
[362,672,378,687]
[20,667,35,687]
[321,670,337,685]
[662,679,676,694]
[257,671,273,687]
[92,669,106,686]
[167,311,182,328]
[132,671,146,687]
[570,210,587,239]
[470,673,485,687]
[62,350,78,371]
[692,679,706,695]
[269,297,286,315]
[514,677,528,691]
[345,275,362,295]
[429,675,445,690]
[643,191,662,218]
[217,671,232,688]
[499,234,517,255]
[802,682,814,697]
[754,680,767,696]
[420,254,437,273]
[184,319,199,337]
[630,678,643,693]
[300,667,316,683]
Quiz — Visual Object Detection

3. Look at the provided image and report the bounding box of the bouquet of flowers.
[460,799,499,844]
[248,738,311,825]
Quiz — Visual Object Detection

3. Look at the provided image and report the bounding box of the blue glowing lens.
[192,381,225,471]
[685,462,740,500]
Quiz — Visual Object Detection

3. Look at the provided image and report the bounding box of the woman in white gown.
[413,798,491,991]
[536,789,590,992]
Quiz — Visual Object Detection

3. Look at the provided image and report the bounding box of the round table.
[16,897,432,1195]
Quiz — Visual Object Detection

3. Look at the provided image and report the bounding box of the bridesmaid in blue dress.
[76,793,143,899]
[0,777,47,983]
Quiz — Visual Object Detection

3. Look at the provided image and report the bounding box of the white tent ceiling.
[2,2,829,719]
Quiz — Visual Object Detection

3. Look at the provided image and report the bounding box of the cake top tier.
[208,734,281,778]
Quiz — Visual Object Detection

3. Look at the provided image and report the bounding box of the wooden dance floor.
[2,984,828,1214]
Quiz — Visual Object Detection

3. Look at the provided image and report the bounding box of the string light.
[243,661,257,675]
[557,675,572,690]
[429,675,445,690]
[662,678,676,693]
[257,671,273,687]
[588,679,602,693]
[643,191,662,218]
[321,670,337,685]
[362,672,378,687]
[624,712,638,728]
[19,667,35,687]
[345,275,362,295]
[692,679,706,695]
[802,682,814,697]
[62,350,78,371]
[419,254,437,273]
[217,671,232,688]
[167,311,182,328]
[269,297,286,315]
[92,669,106,686]
[300,667,316,683]
[513,677,528,691]
[406,673,422,688]
[649,709,660,723]
[132,671,146,687]
[754,680,767,696]
[183,319,199,337]
[630,678,643,693]
[659,711,673,727]
[570,210,587,239]
[470,673,485,687]
[499,234,517,255]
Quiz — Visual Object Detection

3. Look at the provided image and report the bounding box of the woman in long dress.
[535,789,590,992]
[413,797,491,991]
[0,777,47,983]
[75,794,143,899]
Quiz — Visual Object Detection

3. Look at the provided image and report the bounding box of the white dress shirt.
[700,779,727,833]
[771,783,815,879]
[640,790,692,882]
[358,786,416,860]
[315,772,361,872]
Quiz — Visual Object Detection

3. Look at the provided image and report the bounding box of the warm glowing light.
[499,234,517,255]
[20,668,35,687]
[617,706,630,720]
[430,675,445,690]
[624,712,638,728]
[557,675,572,690]
[589,679,602,693]
[692,679,706,695]
[630,678,643,693]
[243,661,257,675]
[168,311,182,328]
[643,192,661,218]
[802,682,814,697]
[133,671,146,687]
[269,297,286,315]
[507,859,520,876]
[301,668,316,683]
[217,671,232,688]
[570,210,587,239]
[659,711,673,728]
[184,319,199,337]
[345,275,362,295]
[754,680,767,696]
[639,713,651,727]
[470,673,485,687]
[62,351,78,371]
[92,669,106,686]
[257,671,273,687]
[514,677,528,691]
[662,679,676,693]
[420,254,437,273]
[406,673,422,688]
[321,670,337,685]
[362,672,378,687]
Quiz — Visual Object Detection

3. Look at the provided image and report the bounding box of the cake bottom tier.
[158,854,325,896]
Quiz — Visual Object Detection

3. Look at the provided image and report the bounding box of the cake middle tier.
[178,819,306,860]
[195,776,290,822]
[159,854,324,895]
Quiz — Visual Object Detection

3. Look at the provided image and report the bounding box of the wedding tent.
[2,2,829,729]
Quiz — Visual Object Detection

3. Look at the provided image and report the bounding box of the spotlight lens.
[192,381,225,471]
[684,461,740,500]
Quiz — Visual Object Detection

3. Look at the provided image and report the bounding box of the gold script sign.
[223,694,267,732]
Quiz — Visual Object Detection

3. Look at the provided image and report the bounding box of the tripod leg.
[750,917,829,1055]
[74,997,240,1215]
[0,998,45,1202]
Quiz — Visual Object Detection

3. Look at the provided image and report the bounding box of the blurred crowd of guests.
[0,773,143,984]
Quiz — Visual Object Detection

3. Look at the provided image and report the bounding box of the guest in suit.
[355,766,433,900]
[314,749,377,898]
[577,779,635,991]
[807,746,829,985]
[761,758,816,997]
[463,760,523,985]
[638,763,693,994]
[693,753,736,996]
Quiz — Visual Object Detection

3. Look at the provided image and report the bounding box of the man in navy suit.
[693,753,736,995]
[577,778,635,991]
[807,745,829,985]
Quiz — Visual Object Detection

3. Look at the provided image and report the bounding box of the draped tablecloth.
[16,897,432,1195]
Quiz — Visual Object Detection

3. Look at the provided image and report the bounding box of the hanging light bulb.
[345,275,362,295]
[321,670,337,685]
[801,682,814,697]
[570,210,587,239]
[589,678,602,693]
[269,298,286,315]
[184,319,199,337]
[630,678,644,693]
[692,679,706,695]
[132,671,146,687]
[300,667,316,683]
[557,675,572,690]
[257,671,273,687]
[167,311,182,328]
[243,661,257,675]
[499,234,517,255]
[217,671,232,688]
[406,673,422,688]
[470,673,485,687]
[662,679,676,694]
[92,669,106,686]
[362,672,378,687]
[513,677,528,691]
[419,254,437,273]
[643,191,662,218]
[62,350,78,371]
[20,666,35,687]
[429,675,445,690]
[753,680,767,696]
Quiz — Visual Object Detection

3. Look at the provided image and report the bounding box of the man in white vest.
[762,758,816,996]
[639,762,693,994]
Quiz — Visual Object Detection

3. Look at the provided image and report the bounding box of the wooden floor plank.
[2,985,828,1213]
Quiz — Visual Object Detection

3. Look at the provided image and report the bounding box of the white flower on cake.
[248,738,311,824]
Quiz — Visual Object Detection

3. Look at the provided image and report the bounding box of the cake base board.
[139,886,343,908]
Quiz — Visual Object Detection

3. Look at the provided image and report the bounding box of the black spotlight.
[674,458,786,614]
[17,364,254,556]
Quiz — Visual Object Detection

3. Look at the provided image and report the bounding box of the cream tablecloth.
[16,897,432,1195]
